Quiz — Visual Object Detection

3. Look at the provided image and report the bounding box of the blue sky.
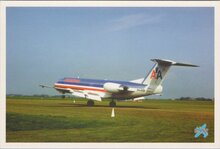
[7,7,214,99]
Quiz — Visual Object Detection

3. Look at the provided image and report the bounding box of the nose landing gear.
[87,100,95,106]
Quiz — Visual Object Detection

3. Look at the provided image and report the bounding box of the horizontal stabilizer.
[151,59,199,67]
[173,62,199,67]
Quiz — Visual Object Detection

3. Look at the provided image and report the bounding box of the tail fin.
[142,59,198,88]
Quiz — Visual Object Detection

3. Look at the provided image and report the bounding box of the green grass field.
[6,97,214,142]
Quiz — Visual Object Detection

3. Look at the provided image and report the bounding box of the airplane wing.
[54,87,73,93]
[40,84,102,101]
[40,84,73,94]
[69,89,102,101]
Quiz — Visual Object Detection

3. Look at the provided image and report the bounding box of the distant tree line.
[7,94,50,97]
[178,97,213,101]
[6,94,71,98]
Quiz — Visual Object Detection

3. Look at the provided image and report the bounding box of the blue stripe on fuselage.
[56,77,146,89]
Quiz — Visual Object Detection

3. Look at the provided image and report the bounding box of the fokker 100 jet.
[40,59,198,107]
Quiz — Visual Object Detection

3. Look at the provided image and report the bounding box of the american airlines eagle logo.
[150,67,162,80]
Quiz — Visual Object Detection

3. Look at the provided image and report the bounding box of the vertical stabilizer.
[142,59,198,89]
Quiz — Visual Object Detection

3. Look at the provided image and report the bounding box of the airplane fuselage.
[54,77,156,100]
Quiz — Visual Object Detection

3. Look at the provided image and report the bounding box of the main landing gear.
[86,100,116,107]
[109,100,116,107]
[87,100,94,106]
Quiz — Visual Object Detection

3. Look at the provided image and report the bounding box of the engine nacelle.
[103,82,125,93]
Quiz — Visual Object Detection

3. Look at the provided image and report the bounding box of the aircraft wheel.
[87,100,94,106]
[109,100,116,107]
[62,94,65,99]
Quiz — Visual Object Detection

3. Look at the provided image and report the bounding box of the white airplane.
[40,59,198,107]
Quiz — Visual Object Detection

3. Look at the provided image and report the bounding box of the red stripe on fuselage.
[54,84,107,92]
